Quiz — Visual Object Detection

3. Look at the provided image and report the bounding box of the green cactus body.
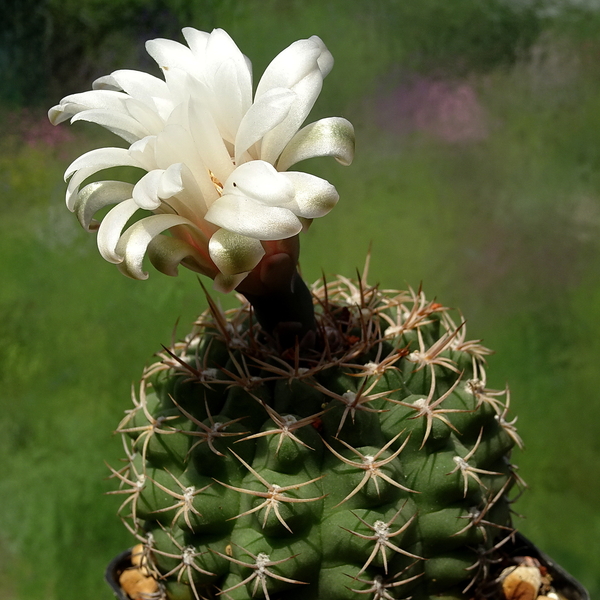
[113,276,522,600]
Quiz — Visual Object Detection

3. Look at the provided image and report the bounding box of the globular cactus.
[111,274,523,600]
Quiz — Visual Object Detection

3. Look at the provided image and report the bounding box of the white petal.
[65,166,96,210]
[309,35,334,77]
[187,99,234,184]
[277,117,355,171]
[132,170,164,210]
[158,163,185,199]
[70,109,150,143]
[298,216,313,232]
[204,194,302,240]
[145,38,200,77]
[153,124,217,206]
[208,228,265,275]
[129,136,158,171]
[147,234,213,277]
[91,72,173,122]
[125,100,166,135]
[161,67,193,107]
[97,198,141,263]
[155,100,193,157]
[234,88,295,164]
[259,70,324,165]
[181,27,210,59]
[255,39,321,97]
[64,147,140,210]
[254,37,334,163]
[182,28,253,143]
[49,90,130,124]
[209,58,246,143]
[97,69,171,100]
[131,165,184,211]
[222,161,294,206]
[48,105,69,125]
[153,117,190,168]
[115,214,199,279]
[281,172,339,218]
[73,181,134,231]
[91,75,121,92]
[205,29,253,139]
[213,272,248,293]
[65,147,139,180]
[206,29,251,94]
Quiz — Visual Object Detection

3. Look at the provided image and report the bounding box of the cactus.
[109,273,522,600]
[48,26,524,600]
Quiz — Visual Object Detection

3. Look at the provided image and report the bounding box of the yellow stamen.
[209,170,223,195]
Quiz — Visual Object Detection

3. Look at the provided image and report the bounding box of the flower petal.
[64,147,140,209]
[153,124,217,207]
[97,198,141,263]
[65,147,139,180]
[91,73,171,126]
[234,88,295,164]
[132,170,164,210]
[158,163,186,200]
[133,163,184,210]
[129,136,158,171]
[213,272,248,293]
[145,38,200,78]
[255,39,321,96]
[259,71,324,165]
[131,164,186,210]
[204,29,253,142]
[181,27,210,58]
[310,35,334,78]
[208,228,265,275]
[281,172,339,218]
[124,100,166,135]
[276,117,355,171]
[204,194,302,240]
[74,181,134,231]
[70,109,150,143]
[91,75,120,92]
[222,160,294,206]
[48,90,130,124]
[147,229,214,277]
[187,99,235,184]
[255,36,333,164]
[116,214,199,279]
[94,69,171,100]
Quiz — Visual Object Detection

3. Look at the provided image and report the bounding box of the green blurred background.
[1,0,599,598]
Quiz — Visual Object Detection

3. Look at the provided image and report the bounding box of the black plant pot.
[105,548,135,600]
[105,532,590,600]
[500,533,590,600]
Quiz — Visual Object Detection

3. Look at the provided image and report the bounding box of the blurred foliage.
[2,1,600,599]
[369,0,543,74]
[2,0,545,105]
[1,0,223,104]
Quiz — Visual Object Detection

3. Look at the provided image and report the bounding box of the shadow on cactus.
[48,26,588,600]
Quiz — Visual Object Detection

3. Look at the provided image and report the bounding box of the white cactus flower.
[49,28,354,293]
